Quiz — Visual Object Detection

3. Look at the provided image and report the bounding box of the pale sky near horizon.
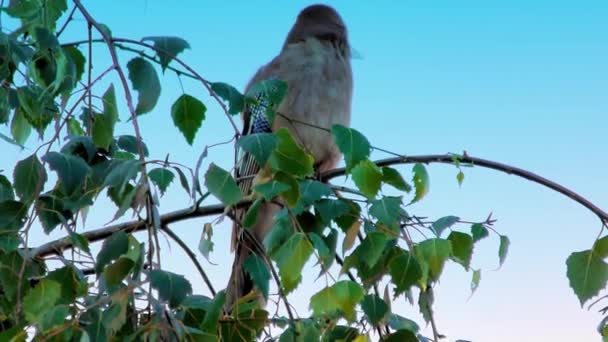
[2,1,608,341]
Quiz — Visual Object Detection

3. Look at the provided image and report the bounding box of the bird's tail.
[225,227,257,312]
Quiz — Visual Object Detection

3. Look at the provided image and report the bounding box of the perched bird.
[226,4,353,310]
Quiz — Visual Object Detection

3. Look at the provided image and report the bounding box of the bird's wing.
[231,59,281,250]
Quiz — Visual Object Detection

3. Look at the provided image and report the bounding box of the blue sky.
[3,1,608,341]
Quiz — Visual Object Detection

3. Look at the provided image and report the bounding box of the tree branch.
[160,224,216,296]
[33,153,608,259]
[322,154,608,222]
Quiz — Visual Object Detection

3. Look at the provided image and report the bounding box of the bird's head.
[283,4,349,55]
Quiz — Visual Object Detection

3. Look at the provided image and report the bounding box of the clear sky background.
[3,1,607,341]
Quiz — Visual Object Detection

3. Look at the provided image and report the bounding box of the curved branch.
[322,154,608,222]
[33,153,608,259]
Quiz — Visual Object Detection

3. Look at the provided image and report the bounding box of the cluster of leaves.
[0,1,605,341]
[200,110,510,340]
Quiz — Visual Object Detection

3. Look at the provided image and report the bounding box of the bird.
[225,4,353,311]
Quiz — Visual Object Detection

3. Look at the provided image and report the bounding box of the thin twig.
[56,5,77,38]
[160,224,216,296]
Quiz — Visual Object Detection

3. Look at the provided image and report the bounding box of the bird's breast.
[275,38,353,170]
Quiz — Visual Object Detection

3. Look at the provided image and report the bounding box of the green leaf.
[280,319,320,342]
[103,290,129,334]
[566,248,608,306]
[211,82,244,114]
[148,168,174,196]
[308,232,330,269]
[201,290,226,333]
[263,211,293,255]
[388,314,420,333]
[361,294,389,325]
[11,108,31,146]
[82,308,107,342]
[0,234,20,252]
[389,250,423,296]
[335,200,361,232]
[369,196,403,228]
[103,257,134,288]
[126,57,161,115]
[46,265,86,305]
[0,327,27,341]
[22,279,61,324]
[220,308,268,341]
[204,163,242,206]
[61,135,97,163]
[254,180,291,201]
[172,166,191,195]
[67,117,84,137]
[63,46,85,84]
[55,48,77,97]
[70,232,91,254]
[0,174,15,202]
[273,233,313,293]
[294,179,331,211]
[447,231,474,269]
[343,220,360,255]
[198,223,214,260]
[116,135,149,157]
[319,229,338,271]
[92,86,119,150]
[0,88,8,125]
[498,235,510,268]
[351,159,382,199]
[322,325,360,342]
[36,195,68,233]
[0,251,45,302]
[415,238,452,282]
[237,133,277,166]
[42,152,90,195]
[142,36,190,71]
[471,269,481,295]
[431,215,459,237]
[384,330,418,342]
[355,232,392,268]
[16,86,56,135]
[382,167,411,192]
[0,200,28,232]
[411,163,429,203]
[269,128,314,177]
[243,254,270,299]
[102,159,141,194]
[95,231,129,273]
[39,304,69,332]
[13,154,46,203]
[0,132,23,148]
[243,199,262,228]
[314,198,350,223]
[593,236,608,258]
[149,270,193,308]
[457,170,465,186]
[171,94,206,145]
[5,0,41,18]
[273,171,300,207]
[418,289,434,324]
[310,280,364,321]
[331,124,371,171]
[471,223,489,242]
